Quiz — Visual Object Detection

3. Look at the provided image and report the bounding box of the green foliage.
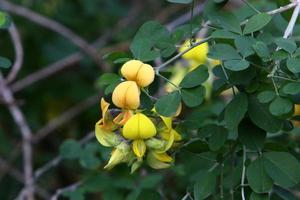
[179,65,209,88]
[155,90,181,117]
[243,13,272,35]
[0,57,12,69]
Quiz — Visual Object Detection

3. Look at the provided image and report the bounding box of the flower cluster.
[95,60,182,172]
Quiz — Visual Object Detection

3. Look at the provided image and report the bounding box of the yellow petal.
[147,151,171,169]
[158,128,175,153]
[136,63,155,87]
[121,60,143,81]
[121,60,155,87]
[132,139,146,158]
[153,152,173,163]
[113,110,133,125]
[112,81,140,109]
[95,121,121,147]
[123,113,157,140]
[101,98,109,118]
[104,142,131,170]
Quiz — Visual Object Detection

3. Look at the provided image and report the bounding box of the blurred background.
[0,0,299,199]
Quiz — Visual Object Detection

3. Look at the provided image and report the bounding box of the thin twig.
[0,0,104,68]
[240,0,261,14]
[32,95,100,143]
[5,23,24,83]
[241,145,246,200]
[34,132,94,180]
[155,37,211,71]
[0,157,50,199]
[50,181,82,200]
[0,73,34,200]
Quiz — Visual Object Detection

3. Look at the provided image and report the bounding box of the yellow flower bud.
[179,38,209,64]
[121,60,155,87]
[147,151,172,169]
[132,139,146,158]
[145,138,166,150]
[112,81,140,109]
[95,121,121,147]
[104,142,131,170]
[122,113,157,140]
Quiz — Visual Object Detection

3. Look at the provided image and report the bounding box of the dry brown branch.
[34,132,94,180]
[32,95,100,143]
[0,157,50,199]
[5,23,24,84]
[0,73,34,199]
[0,0,105,69]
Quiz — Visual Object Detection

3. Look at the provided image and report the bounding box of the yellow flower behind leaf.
[112,81,140,109]
[122,113,157,140]
[121,60,155,87]
[179,39,209,64]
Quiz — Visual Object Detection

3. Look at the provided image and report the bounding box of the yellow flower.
[179,38,209,65]
[132,139,146,158]
[95,98,121,147]
[121,60,155,87]
[147,151,173,169]
[95,122,121,147]
[112,81,140,109]
[122,113,157,140]
[104,142,133,170]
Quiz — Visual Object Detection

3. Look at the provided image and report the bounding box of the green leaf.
[130,21,172,62]
[211,30,238,39]
[0,12,6,27]
[208,44,241,60]
[282,82,300,95]
[264,152,300,187]
[287,57,300,73]
[214,12,242,34]
[225,93,248,130]
[243,13,272,34]
[179,65,209,88]
[0,11,10,29]
[275,38,297,54]
[224,59,250,71]
[181,85,205,107]
[193,171,216,200]
[59,139,81,159]
[252,42,270,59]
[79,143,101,169]
[208,125,228,151]
[97,73,120,88]
[250,193,269,200]
[234,36,256,57]
[269,97,293,117]
[248,95,283,133]
[0,57,12,69]
[167,0,192,3]
[155,90,181,117]
[247,157,273,193]
[238,120,266,151]
[257,91,276,103]
[139,175,162,189]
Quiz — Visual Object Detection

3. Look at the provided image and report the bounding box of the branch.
[5,23,24,83]
[34,132,94,180]
[0,0,105,68]
[0,73,34,199]
[241,146,246,200]
[50,181,82,200]
[0,157,50,199]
